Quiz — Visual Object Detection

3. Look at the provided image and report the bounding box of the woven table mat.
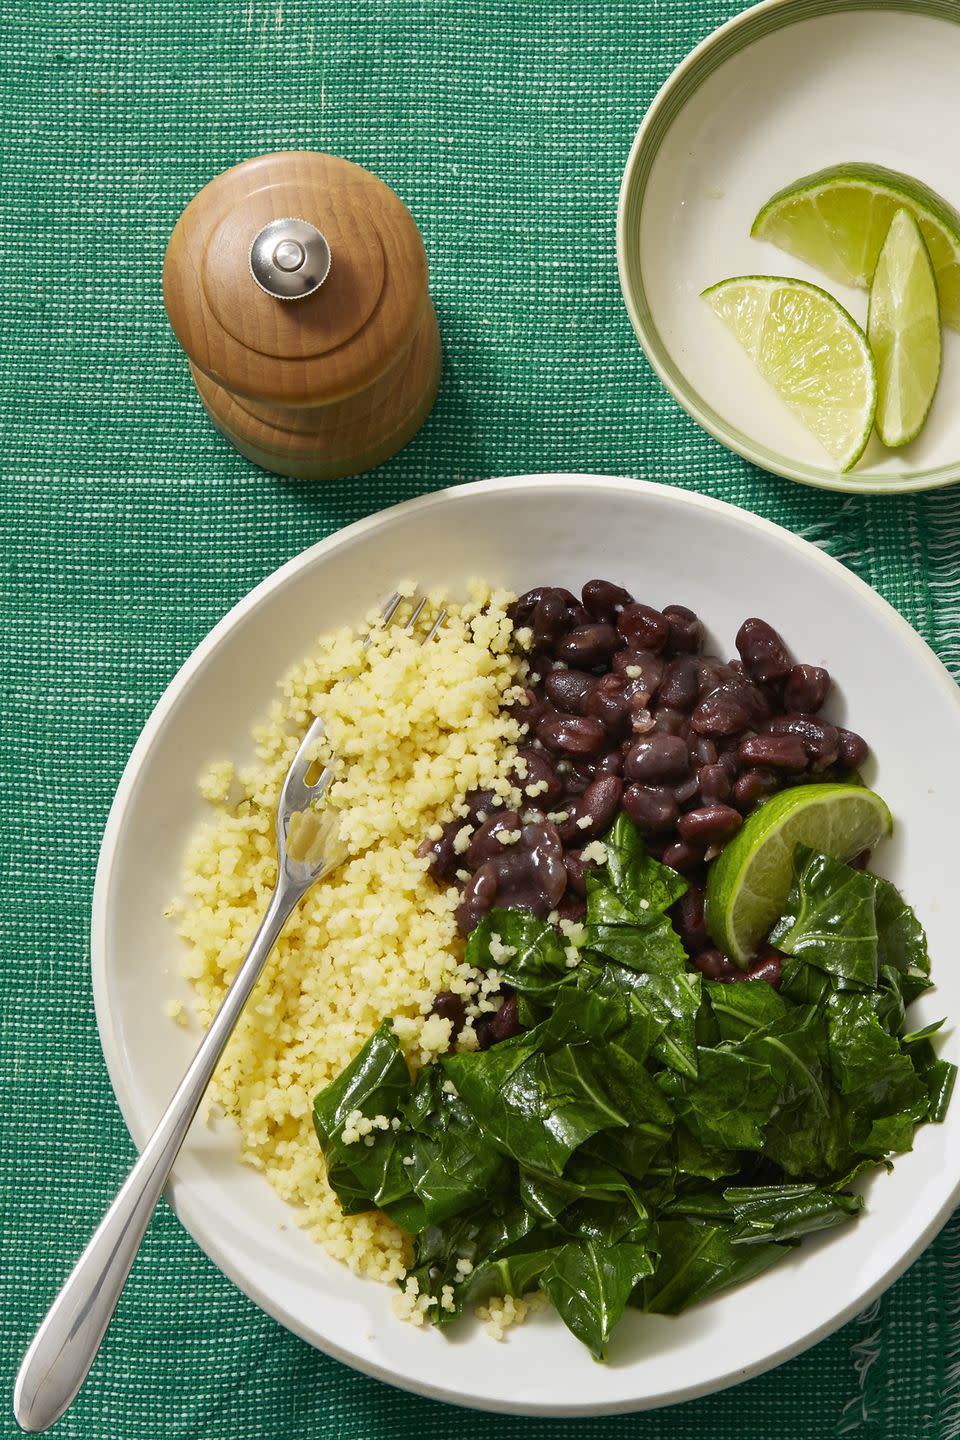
[2,1,959,1436]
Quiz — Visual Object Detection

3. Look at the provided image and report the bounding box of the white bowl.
[93,474,960,1415]
[617,0,960,494]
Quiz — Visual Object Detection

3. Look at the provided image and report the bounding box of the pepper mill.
[162,151,441,481]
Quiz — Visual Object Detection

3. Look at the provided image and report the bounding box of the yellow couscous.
[172,583,526,1285]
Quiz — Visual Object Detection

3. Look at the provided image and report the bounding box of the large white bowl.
[93,474,960,1415]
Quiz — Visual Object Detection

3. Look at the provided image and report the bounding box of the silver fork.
[14,591,445,1434]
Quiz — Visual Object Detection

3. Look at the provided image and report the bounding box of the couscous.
[173,583,526,1281]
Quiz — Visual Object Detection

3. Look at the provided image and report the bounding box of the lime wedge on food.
[752,162,960,329]
[867,208,941,448]
[702,277,876,471]
[704,783,893,967]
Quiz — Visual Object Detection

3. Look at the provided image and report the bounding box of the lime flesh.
[702,276,877,471]
[752,162,960,330]
[704,784,893,967]
[868,208,941,448]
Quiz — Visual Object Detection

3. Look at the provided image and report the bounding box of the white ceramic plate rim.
[91,474,960,1414]
[616,0,960,496]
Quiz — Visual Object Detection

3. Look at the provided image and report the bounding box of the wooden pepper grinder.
[162,151,441,480]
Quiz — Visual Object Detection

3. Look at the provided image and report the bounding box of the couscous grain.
[174,585,522,1284]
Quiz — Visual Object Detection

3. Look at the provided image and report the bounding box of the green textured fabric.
[3,1,960,1436]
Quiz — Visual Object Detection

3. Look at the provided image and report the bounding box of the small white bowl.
[92,475,960,1414]
[617,0,960,493]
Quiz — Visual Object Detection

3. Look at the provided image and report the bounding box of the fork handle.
[14,882,302,1434]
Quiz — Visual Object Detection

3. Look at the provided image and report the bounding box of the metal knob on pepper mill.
[162,151,441,481]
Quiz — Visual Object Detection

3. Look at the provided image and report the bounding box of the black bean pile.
[422,580,870,1042]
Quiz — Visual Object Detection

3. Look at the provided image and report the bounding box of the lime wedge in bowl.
[868,208,941,448]
[702,277,876,471]
[752,163,960,329]
[705,783,893,967]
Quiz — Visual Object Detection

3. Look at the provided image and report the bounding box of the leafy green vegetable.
[541,1240,655,1359]
[906,1037,958,1123]
[640,1219,784,1315]
[741,1010,841,1178]
[442,1031,629,1176]
[601,812,689,916]
[661,1047,780,1152]
[721,1183,863,1244]
[408,1197,544,1318]
[769,847,879,990]
[871,873,930,975]
[826,991,929,1161]
[466,909,570,1011]
[460,1248,559,1311]
[705,978,789,1041]
[401,1066,510,1224]
[519,1157,646,1222]
[580,926,701,1080]
[311,820,952,1361]
[311,1020,424,1229]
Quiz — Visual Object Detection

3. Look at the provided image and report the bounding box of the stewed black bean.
[538,712,606,755]
[732,766,781,812]
[738,734,808,771]
[430,991,467,1034]
[595,750,624,777]
[421,579,872,1025]
[658,655,699,710]
[784,663,830,714]
[555,623,621,669]
[512,745,563,802]
[837,728,870,769]
[690,688,753,738]
[736,617,792,683]
[671,884,708,955]
[531,590,568,650]
[765,714,839,761]
[677,803,742,845]
[466,811,522,866]
[618,603,671,653]
[586,673,632,735]
[698,763,732,804]
[624,733,690,783]
[576,774,624,835]
[564,848,592,897]
[673,775,700,806]
[651,706,689,736]
[582,578,634,622]
[694,947,741,980]
[623,783,679,833]
[612,649,664,699]
[490,994,522,1042]
[662,604,703,655]
[544,668,597,714]
[661,840,703,873]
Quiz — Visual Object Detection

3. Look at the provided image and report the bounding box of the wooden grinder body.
[163,152,440,480]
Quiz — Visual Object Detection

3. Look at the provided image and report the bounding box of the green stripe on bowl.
[617,0,960,495]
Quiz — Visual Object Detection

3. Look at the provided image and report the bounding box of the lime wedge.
[868,208,941,448]
[702,277,876,471]
[752,163,960,329]
[704,783,893,967]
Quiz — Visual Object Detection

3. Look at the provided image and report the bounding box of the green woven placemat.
[2,1,959,1436]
